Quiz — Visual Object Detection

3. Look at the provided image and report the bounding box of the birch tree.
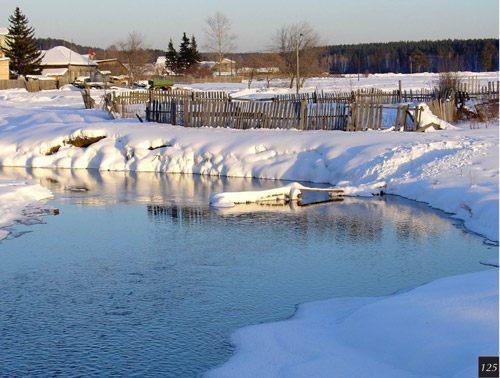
[204,12,236,76]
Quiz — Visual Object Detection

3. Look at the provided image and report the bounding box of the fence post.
[299,99,307,130]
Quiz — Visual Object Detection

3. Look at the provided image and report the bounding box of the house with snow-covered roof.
[40,46,97,83]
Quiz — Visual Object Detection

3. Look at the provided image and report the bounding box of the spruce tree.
[2,7,43,77]
[189,35,201,66]
[165,39,178,74]
[177,32,191,72]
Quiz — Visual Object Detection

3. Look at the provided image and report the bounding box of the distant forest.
[322,39,499,74]
[35,37,499,74]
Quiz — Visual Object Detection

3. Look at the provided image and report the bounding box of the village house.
[212,58,236,76]
[0,27,8,58]
[0,27,9,80]
[40,46,98,84]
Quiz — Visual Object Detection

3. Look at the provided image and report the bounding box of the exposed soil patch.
[66,135,106,148]
[44,135,106,156]
[45,145,61,156]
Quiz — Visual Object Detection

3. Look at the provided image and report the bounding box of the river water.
[0,168,497,377]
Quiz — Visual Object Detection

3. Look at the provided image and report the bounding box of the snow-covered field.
[0,72,498,377]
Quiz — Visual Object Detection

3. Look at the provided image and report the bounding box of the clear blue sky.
[1,0,498,52]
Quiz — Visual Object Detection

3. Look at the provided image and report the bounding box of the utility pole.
[296,33,303,95]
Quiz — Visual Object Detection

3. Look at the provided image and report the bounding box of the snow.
[0,180,52,241]
[0,71,498,376]
[42,68,69,76]
[210,182,306,207]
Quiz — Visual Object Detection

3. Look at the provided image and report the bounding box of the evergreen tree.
[165,38,178,73]
[2,7,43,77]
[177,32,191,72]
[480,42,496,71]
[411,49,430,73]
[189,35,201,66]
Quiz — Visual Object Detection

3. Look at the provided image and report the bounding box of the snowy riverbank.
[0,72,498,377]
[0,180,52,241]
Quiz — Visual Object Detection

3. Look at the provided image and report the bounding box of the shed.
[94,59,128,76]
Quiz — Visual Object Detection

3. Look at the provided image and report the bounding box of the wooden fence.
[274,88,436,105]
[0,80,25,90]
[114,78,499,132]
[112,89,228,105]
[143,97,428,131]
[0,79,65,92]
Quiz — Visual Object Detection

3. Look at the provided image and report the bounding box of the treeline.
[34,37,499,74]
[324,39,499,74]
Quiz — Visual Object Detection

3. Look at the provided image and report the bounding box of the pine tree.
[165,38,178,74]
[2,7,43,77]
[177,32,191,72]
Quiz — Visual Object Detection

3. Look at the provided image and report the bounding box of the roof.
[26,74,56,81]
[0,27,8,35]
[41,46,97,66]
[95,59,120,63]
[42,68,69,76]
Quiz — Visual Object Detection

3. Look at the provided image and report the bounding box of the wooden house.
[0,57,9,80]
[0,27,8,58]
[40,46,97,83]
[94,59,128,76]
[212,58,236,76]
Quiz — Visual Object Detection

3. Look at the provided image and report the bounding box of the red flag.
[88,47,94,56]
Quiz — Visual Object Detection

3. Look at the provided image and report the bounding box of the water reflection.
[147,205,212,226]
[0,166,465,246]
[0,166,290,207]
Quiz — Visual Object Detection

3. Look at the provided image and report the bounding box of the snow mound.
[208,268,499,378]
[209,182,341,207]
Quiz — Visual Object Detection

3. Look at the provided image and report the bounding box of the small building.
[94,59,128,76]
[0,27,8,58]
[0,57,9,80]
[213,58,236,75]
[40,46,98,83]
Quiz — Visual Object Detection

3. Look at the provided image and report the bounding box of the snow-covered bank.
[0,85,497,241]
[0,180,53,240]
[207,268,499,378]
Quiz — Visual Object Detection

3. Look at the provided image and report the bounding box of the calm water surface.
[0,168,497,377]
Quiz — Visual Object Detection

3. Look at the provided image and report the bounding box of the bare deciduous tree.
[272,22,321,89]
[204,11,236,76]
[118,31,151,87]
[259,52,282,88]
[242,54,260,89]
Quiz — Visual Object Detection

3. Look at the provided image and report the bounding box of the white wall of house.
[0,58,9,80]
